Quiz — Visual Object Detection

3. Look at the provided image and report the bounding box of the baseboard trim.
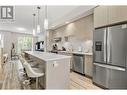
[93,82,108,89]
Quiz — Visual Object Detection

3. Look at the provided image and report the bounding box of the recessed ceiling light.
[65,21,69,24]
[51,26,55,28]
[16,27,26,31]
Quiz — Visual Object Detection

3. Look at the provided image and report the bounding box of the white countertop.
[24,51,71,62]
[57,51,93,55]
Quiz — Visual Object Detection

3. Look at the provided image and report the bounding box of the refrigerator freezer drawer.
[93,63,125,71]
[93,63,109,88]
[93,63,127,89]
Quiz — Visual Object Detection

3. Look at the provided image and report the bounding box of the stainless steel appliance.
[35,41,44,51]
[93,24,127,89]
[73,54,85,74]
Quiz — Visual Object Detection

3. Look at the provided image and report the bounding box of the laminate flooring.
[0,60,102,90]
[69,71,102,90]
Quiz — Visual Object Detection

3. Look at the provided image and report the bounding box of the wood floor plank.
[2,61,21,89]
[70,80,86,89]
[70,72,102,90]
[1,59,103,90]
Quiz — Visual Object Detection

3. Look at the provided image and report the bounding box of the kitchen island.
[24,51,71,89]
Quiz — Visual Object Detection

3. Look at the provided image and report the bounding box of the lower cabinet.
[84,55,93,77]
[57,52,73,69]
[58,51,93,78]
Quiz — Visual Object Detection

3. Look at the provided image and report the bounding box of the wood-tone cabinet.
[84,55,93,77]
[94,6,108,28]
[108,6,127,25]
[94,6,127,28]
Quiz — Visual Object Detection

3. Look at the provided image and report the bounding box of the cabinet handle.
[53,61,59,67]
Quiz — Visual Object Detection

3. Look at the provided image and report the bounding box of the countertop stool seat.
[28,61,39,68]
[19,55,44,89]
[23,61,44,89]
[19,55,39,69]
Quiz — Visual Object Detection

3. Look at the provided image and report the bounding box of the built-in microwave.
[35,41,44,51]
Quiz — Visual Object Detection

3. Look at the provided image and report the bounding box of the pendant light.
[32,13,36,36]
[44,5,48,30]
[44,5,49,52]
[37,6,41,33]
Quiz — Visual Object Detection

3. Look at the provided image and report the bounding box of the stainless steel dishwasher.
[72,54,85,74]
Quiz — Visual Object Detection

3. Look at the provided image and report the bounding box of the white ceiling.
[0,6,95,35]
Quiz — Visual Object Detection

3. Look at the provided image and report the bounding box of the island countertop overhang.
[24,51,71,62]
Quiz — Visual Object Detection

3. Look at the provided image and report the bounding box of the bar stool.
[19,55,27,77]
[19,54,38,68]
[23,61,44,89]
[2,53,8,68]
[21,52,33,62]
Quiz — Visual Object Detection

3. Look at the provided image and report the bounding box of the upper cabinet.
[94,6,108,28]
[108,6,127,24]
[94,6,127,28]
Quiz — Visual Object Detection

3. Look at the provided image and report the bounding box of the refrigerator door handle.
[104,28,107,62]
[107,27,111,63]
[93,63,125,71]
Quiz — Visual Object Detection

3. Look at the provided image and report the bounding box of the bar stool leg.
[36,77,39,89]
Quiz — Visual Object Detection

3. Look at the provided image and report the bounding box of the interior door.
[93,28,107,64]
[107,24,127,67]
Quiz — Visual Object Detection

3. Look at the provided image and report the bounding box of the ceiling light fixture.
[0,34,1,40]
[32,13,36,36]
[44,5,48,30]
[44,18,48,30]
[37,6,41,33]
[51,26,55,28]
[17,27,26,31]
[65,21,69,24]
[33,29,35,36]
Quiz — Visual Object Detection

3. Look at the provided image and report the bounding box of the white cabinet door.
[94,6,108,28]
[108,6,127,25]
[58,52,73,69]
[45,59,70,89]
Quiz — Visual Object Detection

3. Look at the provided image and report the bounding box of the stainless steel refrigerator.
[93,24,127,89]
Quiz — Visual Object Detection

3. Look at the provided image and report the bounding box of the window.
[17,36,32,53]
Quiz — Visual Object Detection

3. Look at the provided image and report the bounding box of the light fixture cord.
[45,5,47,20]
[37,6,40,26]
[33,14,35,30]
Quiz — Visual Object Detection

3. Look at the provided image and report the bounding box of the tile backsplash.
[55,38,92,53]
[50,14,93,52]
